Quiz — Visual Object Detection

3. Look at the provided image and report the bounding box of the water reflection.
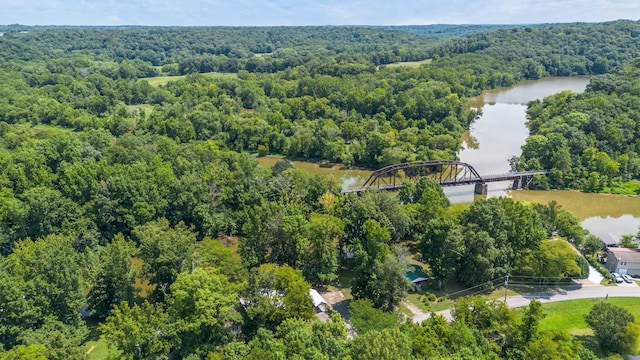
[460,131,479,150]
[582,215,640,238]
[255,156,373,190]
[467,76,592,107]
[509,189,640,236]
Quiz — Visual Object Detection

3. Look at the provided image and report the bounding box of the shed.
[406,264,429,290]
[309,289,328,310]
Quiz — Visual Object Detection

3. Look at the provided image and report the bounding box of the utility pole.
[504,274,509,303]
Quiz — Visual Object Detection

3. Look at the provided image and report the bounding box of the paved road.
[413,281,640,323]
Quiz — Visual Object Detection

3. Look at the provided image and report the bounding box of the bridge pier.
[474,182,488,195]
[512,177,522,190]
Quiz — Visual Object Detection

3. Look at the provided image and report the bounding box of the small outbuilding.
[406,264,430,290]
[606,247,640,277]
[309,288,328,311]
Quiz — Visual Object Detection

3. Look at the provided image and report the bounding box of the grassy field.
[125,104,155,121]
[141,71,237,87]
[385,59,432,68]
[13,122,75,133]
[84,318,117,360]
[125,104,155,116]
[537,297,640,357]
[131,256,155,298]
[85,338,111,360]
[539,297,640,335]
[407,292,456,312]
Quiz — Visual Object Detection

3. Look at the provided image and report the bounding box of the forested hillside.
[428,20,640,78]
[0,22,639,359]
[0,26,436,68]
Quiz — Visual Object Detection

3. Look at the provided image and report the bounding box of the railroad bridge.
[342,160,549,195]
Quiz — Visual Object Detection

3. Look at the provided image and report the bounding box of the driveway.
[586,263,603,284]
[321,290,356,338]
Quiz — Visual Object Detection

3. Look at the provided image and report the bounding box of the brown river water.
[257,77,640,237]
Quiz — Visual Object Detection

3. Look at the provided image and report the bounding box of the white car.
[611,272,624,283]
[621,274,634,284]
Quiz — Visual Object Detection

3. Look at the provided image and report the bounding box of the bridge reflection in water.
[342,160,549,195]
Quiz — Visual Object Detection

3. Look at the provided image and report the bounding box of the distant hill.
[368,24,534,38]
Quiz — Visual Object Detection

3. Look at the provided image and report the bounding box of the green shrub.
[586,254,613,281]
[576,255,589,279]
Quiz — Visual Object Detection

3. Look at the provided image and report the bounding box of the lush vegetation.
[428,20,640,78]
[1,21,640,358]
[515,60,640,192]
[0,120,599,358]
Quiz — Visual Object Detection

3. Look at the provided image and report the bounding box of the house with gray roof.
[598,232,620,248]
[606,247,640,277]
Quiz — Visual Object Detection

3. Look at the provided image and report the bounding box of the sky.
[1,0,639,26]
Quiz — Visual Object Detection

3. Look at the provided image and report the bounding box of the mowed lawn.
[539,297,640,336]
[141,71,237,87]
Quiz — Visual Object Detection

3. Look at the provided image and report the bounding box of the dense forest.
[0,21,639,359]
[515,60,640,192]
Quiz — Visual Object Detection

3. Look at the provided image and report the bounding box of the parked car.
[621,274,634,284]
[611,272,624,283]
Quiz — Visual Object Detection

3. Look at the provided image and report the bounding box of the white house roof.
[309,289,327,308]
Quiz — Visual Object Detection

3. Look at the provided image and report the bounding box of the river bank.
[257,76,640,237]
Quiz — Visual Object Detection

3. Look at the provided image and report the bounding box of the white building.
[309,288,328,311]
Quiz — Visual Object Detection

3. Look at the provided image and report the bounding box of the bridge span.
[342,160,549,195]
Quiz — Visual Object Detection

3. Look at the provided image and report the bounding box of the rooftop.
[598,232,620,246]
[309,289,327,308]
[608,247,640,263]
[406,264,429,284]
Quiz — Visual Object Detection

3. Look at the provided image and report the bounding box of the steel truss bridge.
[342,160,549,194]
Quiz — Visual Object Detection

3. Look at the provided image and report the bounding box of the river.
[256,77,640,237]
[458,76,639,237]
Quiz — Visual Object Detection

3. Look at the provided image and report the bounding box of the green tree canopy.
[101,301,171,360]
[167,267,241,357]
[241,264,313,337]
[134,218,197,300]
[88,233,138,319]
[585,301,638,353]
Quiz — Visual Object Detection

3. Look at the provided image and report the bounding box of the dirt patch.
[322,290,346,305]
